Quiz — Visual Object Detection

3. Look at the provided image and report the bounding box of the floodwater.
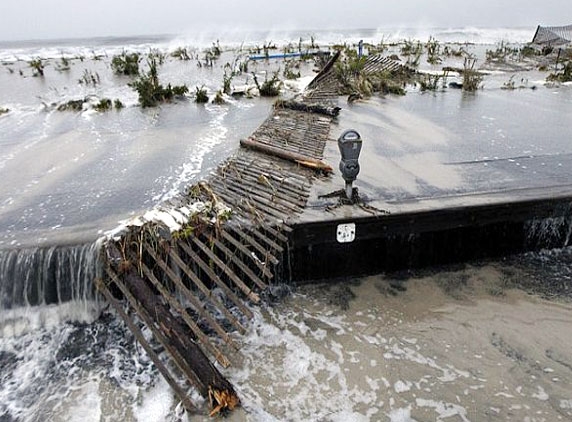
[3,256,572,421]
[1,29,572,421]
[0,49,303,248]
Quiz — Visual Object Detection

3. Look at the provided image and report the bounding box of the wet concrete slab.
[297,90,572,222]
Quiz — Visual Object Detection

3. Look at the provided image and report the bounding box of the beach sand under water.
[1,28,572,421]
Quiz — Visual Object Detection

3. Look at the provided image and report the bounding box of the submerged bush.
[114,99,124,109]
[57,99,86,112]
[171,47,191,61]
[111,52,140,76]
[194,86,209,103]
[212,90,226,104]
[78,69,100,86]
[462,57,483,92]
[29,59,44,77]
[547,61,572,83]
[129,58,188,107]
[252,71,281,97]
[94,98,112,112]
[419,72,447,92]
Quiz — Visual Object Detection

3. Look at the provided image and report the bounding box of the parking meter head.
[338,129,362,182]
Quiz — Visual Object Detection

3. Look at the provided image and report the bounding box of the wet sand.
[218,264,572,421]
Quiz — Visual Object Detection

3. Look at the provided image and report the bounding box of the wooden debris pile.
[96,52,342,416]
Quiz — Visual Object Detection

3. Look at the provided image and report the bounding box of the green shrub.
[547,61,572,83]
[57,99,86,112]
[194,86,209,103]
[94,98,112,111]
[111,52,140,76]
[29,59,44,77]
[129,58,188,107]
[252,71,281,96]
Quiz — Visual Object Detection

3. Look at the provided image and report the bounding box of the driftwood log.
[240,138,333,174]
[274,99,341,117]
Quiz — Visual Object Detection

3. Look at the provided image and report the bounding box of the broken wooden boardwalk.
[97,54,341,415]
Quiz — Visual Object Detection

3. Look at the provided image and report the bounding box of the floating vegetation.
[129,57,189,107]
[57,98,86,112]
[114,99,124,109]
[334,47,367,91]
[0,107,9,116]
[252,71,281,97]
[401,39,423,57]
[547,61,572,83]
[462,57,483,92]
[111,52,140,76]
[194,86,209,103]
[443,45,466,58]
[366,71,408,96]
[78,69,100,86]
[29,59,44,77]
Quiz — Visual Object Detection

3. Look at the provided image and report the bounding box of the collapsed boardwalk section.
[97,59,340,415]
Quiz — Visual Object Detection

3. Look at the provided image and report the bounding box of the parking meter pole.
[345,181,353,200]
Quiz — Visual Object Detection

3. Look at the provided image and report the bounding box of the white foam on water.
[388,405,414,422]
[152,103,230,204]
[132,376,174,422]
[0,300,102,337]
[415,398,470,422]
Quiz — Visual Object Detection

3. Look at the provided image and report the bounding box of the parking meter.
[338,129,362,200]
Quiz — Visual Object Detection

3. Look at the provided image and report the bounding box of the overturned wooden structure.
[96,55,341,414]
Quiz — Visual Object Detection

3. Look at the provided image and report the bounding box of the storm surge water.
[1,26,572,421]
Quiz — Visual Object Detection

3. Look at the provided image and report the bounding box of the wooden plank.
[227,226,280,266]
[97,278,196,411]
[139,262,231,367]
[189,236,261,304]
[204,232,268,290]
[173,241,254,319]
[220,230,275,279]
[104,268,207,396]
[240,138,333,174]
[144,243,237,346]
